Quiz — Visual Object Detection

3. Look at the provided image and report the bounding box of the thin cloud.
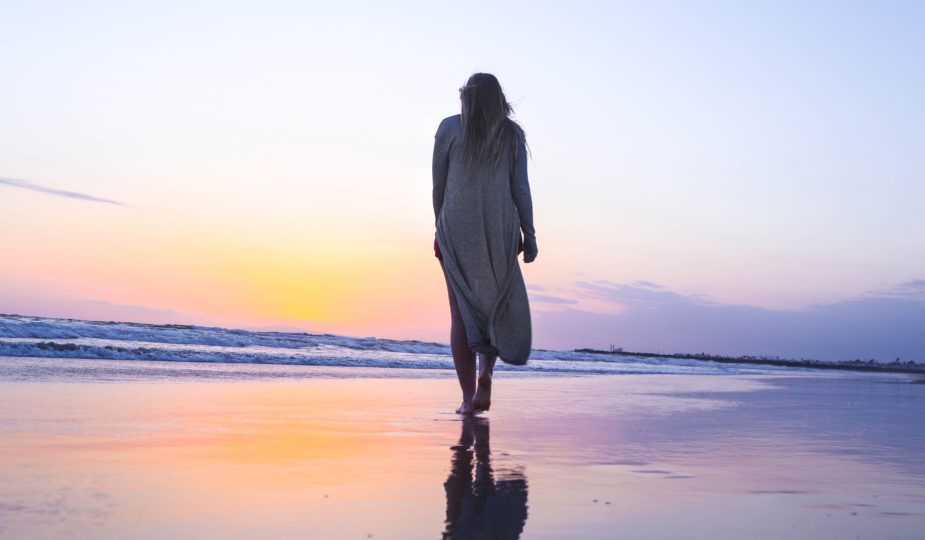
[529,293,578,305]
[0,176,125,206]
[866,279,925,302]
[576,280,702,308]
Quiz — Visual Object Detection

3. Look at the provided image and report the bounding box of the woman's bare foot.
[472,375,492,411]
[456,399,474,415]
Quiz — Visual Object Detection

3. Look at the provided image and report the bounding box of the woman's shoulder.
[509,119,526,140]
[436,114,462,134]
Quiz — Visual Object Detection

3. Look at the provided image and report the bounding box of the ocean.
[0,314,800,377]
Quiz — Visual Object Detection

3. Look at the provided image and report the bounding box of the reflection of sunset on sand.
[1,359,923,538]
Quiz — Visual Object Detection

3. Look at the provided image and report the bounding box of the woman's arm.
[511,131,537,262]
[432,120,452,225]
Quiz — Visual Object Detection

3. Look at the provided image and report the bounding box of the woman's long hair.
[459,73,522,169]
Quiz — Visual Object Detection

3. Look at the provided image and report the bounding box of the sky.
[1,1,923,361]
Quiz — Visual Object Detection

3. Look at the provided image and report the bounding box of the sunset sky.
[2,1,923,360]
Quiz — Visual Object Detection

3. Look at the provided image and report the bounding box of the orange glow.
[1,210,450,335]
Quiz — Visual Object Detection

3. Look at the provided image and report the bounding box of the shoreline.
[573,347,925,374]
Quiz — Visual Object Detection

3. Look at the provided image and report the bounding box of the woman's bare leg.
[442,261,476,413]
[472,353,496,411]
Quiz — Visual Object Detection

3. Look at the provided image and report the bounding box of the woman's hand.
[523,236,538,263]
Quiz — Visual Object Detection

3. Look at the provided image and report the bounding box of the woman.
[433,73,538,415]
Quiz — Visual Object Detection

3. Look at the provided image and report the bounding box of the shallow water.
[0,357,923,539]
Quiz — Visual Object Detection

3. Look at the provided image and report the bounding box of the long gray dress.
[432,115,536,365]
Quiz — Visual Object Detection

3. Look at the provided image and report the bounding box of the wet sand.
[1,357,923,539]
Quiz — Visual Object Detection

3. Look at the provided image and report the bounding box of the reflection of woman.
[433,72,538,414]
[442,416,528,539]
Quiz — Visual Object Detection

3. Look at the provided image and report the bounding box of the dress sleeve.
[511,130,537,258]
[432,120,451,225]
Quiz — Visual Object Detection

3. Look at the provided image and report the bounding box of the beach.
[1,356,923,539]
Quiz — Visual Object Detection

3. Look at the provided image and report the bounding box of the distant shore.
[574,348,925,374]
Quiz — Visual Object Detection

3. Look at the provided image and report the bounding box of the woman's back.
[436,113,521,265]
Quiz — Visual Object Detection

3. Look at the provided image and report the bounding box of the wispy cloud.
[576,280,704,309]
[529,293,578,305]
[0,176,125,206]
[865,280,925,302]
